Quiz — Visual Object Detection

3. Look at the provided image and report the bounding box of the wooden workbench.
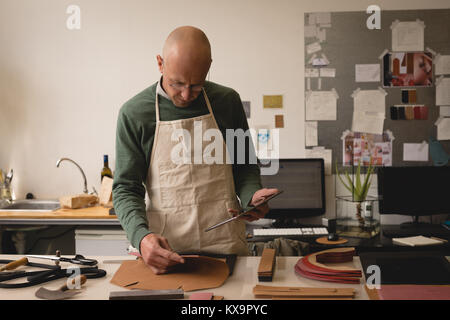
[0,255,370,300]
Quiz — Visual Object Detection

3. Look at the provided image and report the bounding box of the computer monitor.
[378,166,450,219]
[258,158,326,222]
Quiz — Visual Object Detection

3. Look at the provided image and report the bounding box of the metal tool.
[204,190,283,232]
[35,275,87,300]
[0,258,106,288]
[27,254,98,266]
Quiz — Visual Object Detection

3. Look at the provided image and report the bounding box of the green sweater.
[113,81,262,251]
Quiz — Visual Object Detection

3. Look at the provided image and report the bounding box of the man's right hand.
[140,233,185,274]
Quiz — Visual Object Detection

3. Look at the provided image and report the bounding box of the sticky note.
[263,95,283,108]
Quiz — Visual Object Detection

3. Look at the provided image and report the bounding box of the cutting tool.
[204,190,283,232]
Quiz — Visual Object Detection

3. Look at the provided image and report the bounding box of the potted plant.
[335,159,375,230]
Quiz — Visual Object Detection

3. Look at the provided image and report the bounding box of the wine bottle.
[101,155,113,181]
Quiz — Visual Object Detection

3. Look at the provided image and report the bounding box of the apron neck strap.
[155,87,214,123]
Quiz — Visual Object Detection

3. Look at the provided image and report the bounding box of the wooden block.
[59,194,98,209]
[253,285,355,298]
[275,115,284,128]
[99,177,113,206]
[109,289,184,300]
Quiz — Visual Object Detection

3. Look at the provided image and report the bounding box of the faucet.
[56,158,89,194]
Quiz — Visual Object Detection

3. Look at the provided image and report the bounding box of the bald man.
[113,26,277,274]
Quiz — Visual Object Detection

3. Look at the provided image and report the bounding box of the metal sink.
[0,200,60,212]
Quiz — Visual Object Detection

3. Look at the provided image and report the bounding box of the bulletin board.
[304,9,450,171]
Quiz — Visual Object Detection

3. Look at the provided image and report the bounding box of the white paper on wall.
[351,88,387,135]
[305,89,338,121]
[435,55,450,75]
[304,147,332,175]
[304,25,317,38]
[316,28,326,42]
[403,142,429,161]
[352,111,385,135]
[305,121,318,147]
[352,88,387,114]
[440,106,450,117]
[436,77,450,106]
[305,68,319,77]
[306,41,322,55]
[355,64,380,82]
[320,68,335,78]
[308,12,331,27]
[436,117,450,140]
[391,19,425,52]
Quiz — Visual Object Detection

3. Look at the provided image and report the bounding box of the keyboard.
[252,227,329,237]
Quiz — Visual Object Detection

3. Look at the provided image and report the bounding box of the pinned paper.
[308,12,331,27]
[320,68,335,78]
[342,131,393,166]
[306,41,322,55]
[305,147,332,175]
[435,55,450,75]
[275,115,284,128]
[440,106,450,117]
[305,68,319,77]
[355,64,380,82]
[403,143,429,161]
[305,25,317,38]
[391,20,425,52]
[263,95,283,108]
[305,121,318,147]
[352,89,386,135]
[316,28,326,42]
[305,89,338,121]
[437,118,450,141]
[312,54,329,66]
[436,77,450,106]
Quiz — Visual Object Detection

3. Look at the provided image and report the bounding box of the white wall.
[1,0,449,223]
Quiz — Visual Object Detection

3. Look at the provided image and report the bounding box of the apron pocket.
[158,161,192,188]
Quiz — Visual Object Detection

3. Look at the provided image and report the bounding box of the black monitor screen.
[378,166,450,216]
[259,159,325,218]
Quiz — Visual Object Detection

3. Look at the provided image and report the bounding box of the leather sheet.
[110,255,229,292]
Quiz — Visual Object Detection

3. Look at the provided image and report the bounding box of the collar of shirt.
[156,77,170,100]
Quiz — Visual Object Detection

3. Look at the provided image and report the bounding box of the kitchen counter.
[0,206,120,225]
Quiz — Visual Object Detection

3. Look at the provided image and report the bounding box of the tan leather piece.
[110,255,229,292]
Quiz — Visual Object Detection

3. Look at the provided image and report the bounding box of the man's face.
[157,54,211,107]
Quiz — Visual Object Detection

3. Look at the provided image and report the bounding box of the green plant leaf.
[355,159,362,193]
[335,161,353,193]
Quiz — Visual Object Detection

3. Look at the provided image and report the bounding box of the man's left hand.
[228,188,279,222]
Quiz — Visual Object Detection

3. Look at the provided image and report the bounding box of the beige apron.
[145,89,249,256]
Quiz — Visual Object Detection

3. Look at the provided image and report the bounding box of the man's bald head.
[162,26,212,67]
[157,26,212,107]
